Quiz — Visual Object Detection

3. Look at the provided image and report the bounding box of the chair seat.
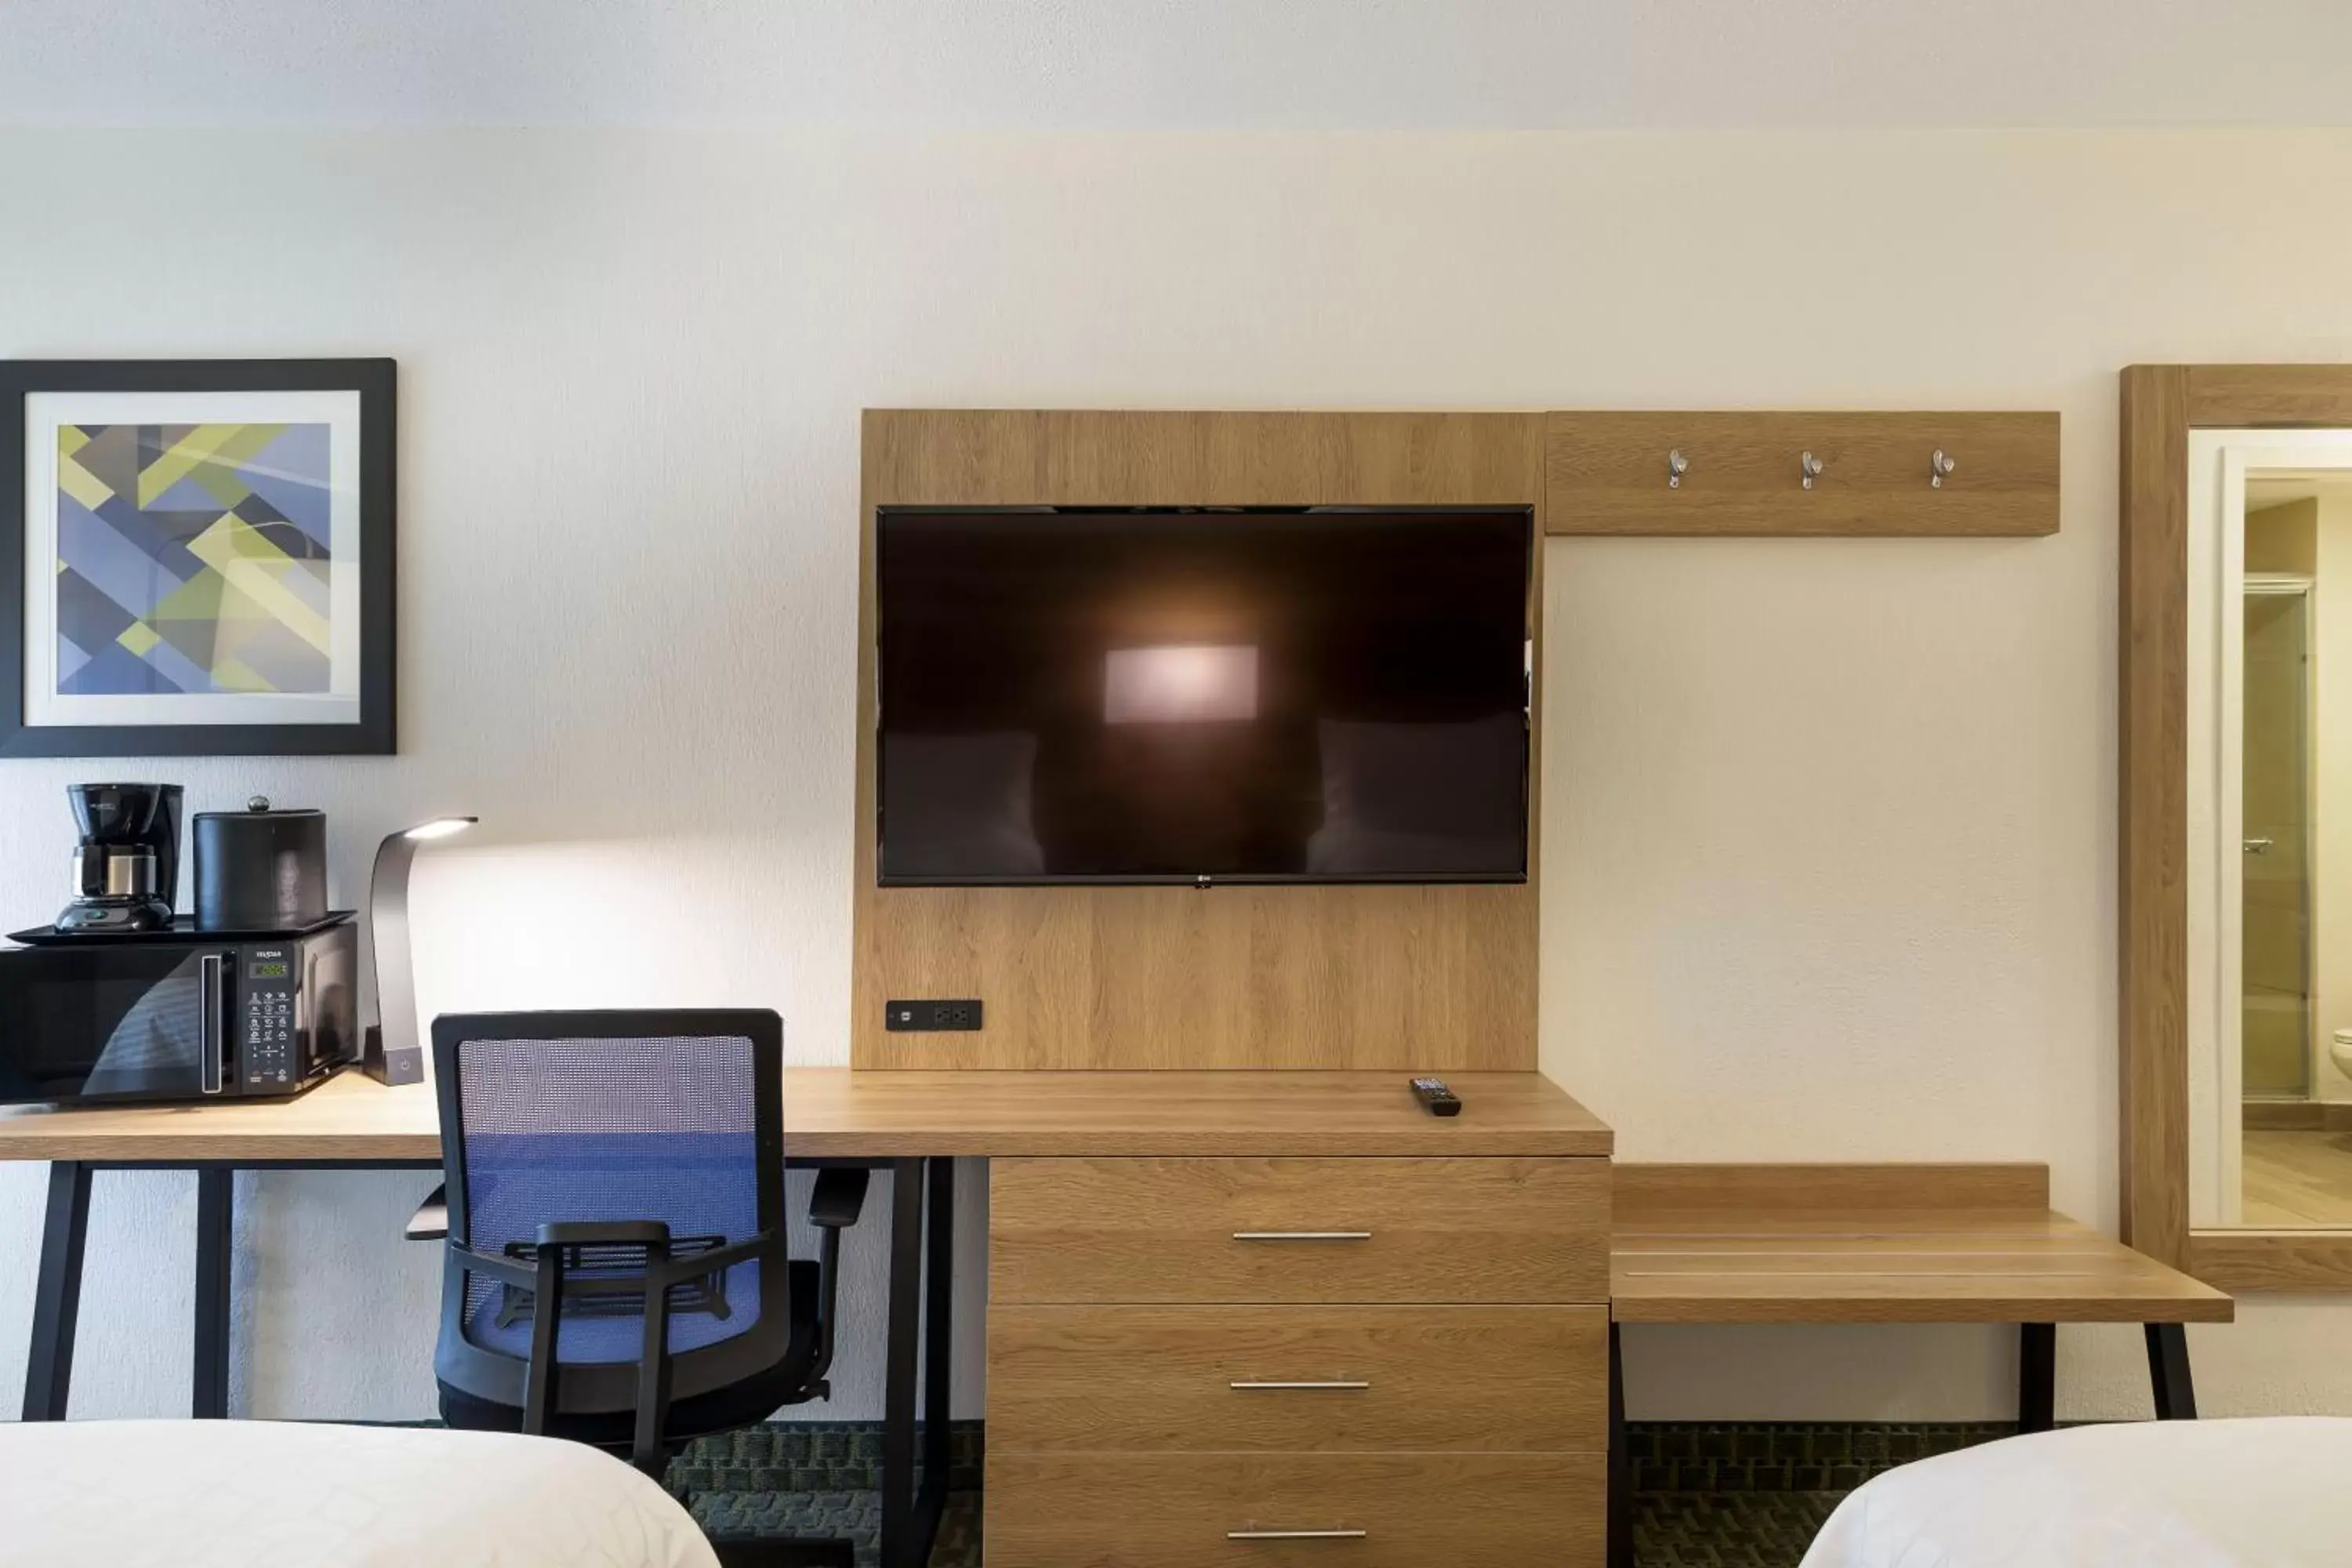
[441,1260,825,1450]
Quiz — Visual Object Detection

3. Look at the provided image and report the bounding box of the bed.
[1801,1417,2352,1568]
[0,1419,720,1568]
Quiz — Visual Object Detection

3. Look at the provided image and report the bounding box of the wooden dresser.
[975,1078,1613,1567]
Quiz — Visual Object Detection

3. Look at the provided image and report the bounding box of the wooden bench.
[1606,1163,2234,1568]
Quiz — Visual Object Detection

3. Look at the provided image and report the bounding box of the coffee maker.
[56,782,183,935]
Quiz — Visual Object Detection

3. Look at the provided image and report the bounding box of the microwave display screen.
[249,960,290,980]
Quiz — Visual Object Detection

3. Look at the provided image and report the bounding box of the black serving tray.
[7,911,355,946]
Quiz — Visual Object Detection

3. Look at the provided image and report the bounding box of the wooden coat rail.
[1546,411,2060,537]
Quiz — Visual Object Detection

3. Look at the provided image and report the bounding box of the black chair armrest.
[808,1167,870,1229]
[445,1240,539,1290]
[802,1170,870,1392]
[405,1184,448,1241]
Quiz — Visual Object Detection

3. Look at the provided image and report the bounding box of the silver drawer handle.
[1230,1380,1370,1391]
[1228,1529,1368,1541]
[1231,1231,1371,1242]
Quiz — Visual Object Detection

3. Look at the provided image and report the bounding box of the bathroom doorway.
[2241,575,2312,1102]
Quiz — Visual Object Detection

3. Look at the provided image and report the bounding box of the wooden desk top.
[0,1071,440,1163]
[784,1069,1610,1157]
[1610,1163,2233,1326]
[0,1068,1611,1163]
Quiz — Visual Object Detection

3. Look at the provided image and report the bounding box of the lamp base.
[361,1024,424,1087]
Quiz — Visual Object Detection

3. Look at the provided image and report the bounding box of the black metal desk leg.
[2146,1323,2197,1420]
[194,1167,234,1418]
[2017,1323,2056,1433]
[23,1161,93,1422]
[922,1166,950,1495]
[922,1156,955,1514]
[880,1158,924,1568]
[1608,1320,1633,1568]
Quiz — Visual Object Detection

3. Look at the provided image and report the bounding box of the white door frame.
[2187,430,2352,1225]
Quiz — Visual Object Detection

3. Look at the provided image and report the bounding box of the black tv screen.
[876,506,1533,885]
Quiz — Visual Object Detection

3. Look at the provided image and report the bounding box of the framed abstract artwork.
[0,359,394,756]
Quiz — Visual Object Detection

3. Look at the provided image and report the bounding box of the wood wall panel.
[854,410,1546,1071]
[2118,365,2192,1268]
[1613,1162,2049,1215]
[1546,411,2059,536]
[2188,1230,2352,1290]
[2185,365,2352,428]
[2120,365,2352,1290]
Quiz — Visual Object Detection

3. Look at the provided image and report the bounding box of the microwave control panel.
[238,946,301,1092]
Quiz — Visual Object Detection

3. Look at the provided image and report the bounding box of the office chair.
[424,1009,862,1568]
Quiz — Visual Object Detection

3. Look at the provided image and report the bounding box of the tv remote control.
[1410,1076,1462,1116]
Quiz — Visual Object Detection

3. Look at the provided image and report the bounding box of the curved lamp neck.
[362,832,426,1086]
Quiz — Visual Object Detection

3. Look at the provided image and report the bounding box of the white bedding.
[0,1420,720,1568]
[1802,1417,2352,1568]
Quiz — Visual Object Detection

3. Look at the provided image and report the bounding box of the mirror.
[2191,434,2352,1227]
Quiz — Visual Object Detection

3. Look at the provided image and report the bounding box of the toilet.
[2332,1029,2352,1083]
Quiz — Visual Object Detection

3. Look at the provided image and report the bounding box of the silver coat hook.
[1668,448,1690,489]
[1800,451,1824,490]
[1931,449,1956,488]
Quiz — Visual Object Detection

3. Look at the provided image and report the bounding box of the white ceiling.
[5,0,2351,131]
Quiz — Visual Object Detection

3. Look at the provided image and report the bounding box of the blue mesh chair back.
[430,1010,793,1418]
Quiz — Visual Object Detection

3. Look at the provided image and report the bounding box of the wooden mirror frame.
[2122,364,2352,1288]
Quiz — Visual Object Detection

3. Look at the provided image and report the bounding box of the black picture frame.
[0,358,395,757]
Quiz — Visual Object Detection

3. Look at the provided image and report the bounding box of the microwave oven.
[0,920,359,1106]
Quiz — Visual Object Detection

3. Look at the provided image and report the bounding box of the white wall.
[2314,493,2352,1100]
[5,128,2352,1426]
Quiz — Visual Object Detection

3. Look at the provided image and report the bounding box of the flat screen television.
[876,505,1533,886]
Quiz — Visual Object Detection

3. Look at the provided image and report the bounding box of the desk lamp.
[361,816,477,1085]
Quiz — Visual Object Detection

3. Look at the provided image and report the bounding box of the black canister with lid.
[194,797,328,933]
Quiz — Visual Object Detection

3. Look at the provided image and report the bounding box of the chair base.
[707,1534,855,1568]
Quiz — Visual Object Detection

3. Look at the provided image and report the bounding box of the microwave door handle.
[199,954,225,1096]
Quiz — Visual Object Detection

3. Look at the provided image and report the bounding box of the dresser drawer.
[990,1156,1609,1304]
[988,1304,1606,1451]
[985,1451,1602,1568]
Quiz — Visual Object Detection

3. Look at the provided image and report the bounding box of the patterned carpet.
[1635,1493,1845,1566]
[691,1490,980,1567]
[673,1420,2019,1567]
